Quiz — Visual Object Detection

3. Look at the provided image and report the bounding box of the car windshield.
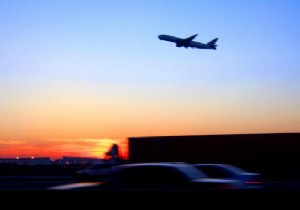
[222,164,248,174]
[177,165,208,180]
[195,164,253,178]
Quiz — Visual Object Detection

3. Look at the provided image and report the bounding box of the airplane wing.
[184,34,198,42]
[177,34,198,48]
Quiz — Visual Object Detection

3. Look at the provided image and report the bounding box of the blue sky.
[0,0,299,158]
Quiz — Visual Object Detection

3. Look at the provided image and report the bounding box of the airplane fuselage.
[189,40,215,49]
[158,34,217,50]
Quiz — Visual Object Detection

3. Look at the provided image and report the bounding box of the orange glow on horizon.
[0,138,128,160]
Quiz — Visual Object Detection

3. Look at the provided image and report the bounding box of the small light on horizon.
[16,157,19,159]
[31,156,34,159]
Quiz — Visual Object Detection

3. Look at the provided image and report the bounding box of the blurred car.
[50,162,240,191]
[74,161,118,181]
[193,163,263,189]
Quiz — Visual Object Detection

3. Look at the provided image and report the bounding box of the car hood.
[192,178,238,183]
[48,182,104,190]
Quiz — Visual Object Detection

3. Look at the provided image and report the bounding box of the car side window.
[198,166,232,178]
[148,166,186,185]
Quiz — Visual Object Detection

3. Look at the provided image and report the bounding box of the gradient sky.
[1,0,299,160]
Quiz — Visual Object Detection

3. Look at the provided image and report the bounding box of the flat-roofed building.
[128,133,300,180]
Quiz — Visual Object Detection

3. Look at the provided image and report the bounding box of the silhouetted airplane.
[158,34,218,50]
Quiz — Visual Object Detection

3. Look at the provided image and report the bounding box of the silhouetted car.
[74,161,118,181]
[193,163,263,189]
[50,162,239,191]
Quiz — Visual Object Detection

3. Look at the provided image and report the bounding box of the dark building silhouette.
[128,133,300,181]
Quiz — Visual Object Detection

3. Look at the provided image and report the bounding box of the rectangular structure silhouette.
[129,133,300,180]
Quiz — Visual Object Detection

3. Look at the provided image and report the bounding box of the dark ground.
[0,163,299,209]
[0,188,299,209]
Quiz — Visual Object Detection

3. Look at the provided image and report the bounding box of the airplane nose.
[158,35,162,39]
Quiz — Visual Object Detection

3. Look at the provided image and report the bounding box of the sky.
[0,0,299,160]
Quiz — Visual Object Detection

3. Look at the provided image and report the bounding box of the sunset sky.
[1,0,299,160]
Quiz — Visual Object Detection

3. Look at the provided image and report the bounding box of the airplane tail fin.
[207,38,218,49]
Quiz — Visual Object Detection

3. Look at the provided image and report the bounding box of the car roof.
[116,162,190,168]
[114,162,209,179]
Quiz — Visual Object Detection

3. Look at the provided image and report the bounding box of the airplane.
[158,34,218,50]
